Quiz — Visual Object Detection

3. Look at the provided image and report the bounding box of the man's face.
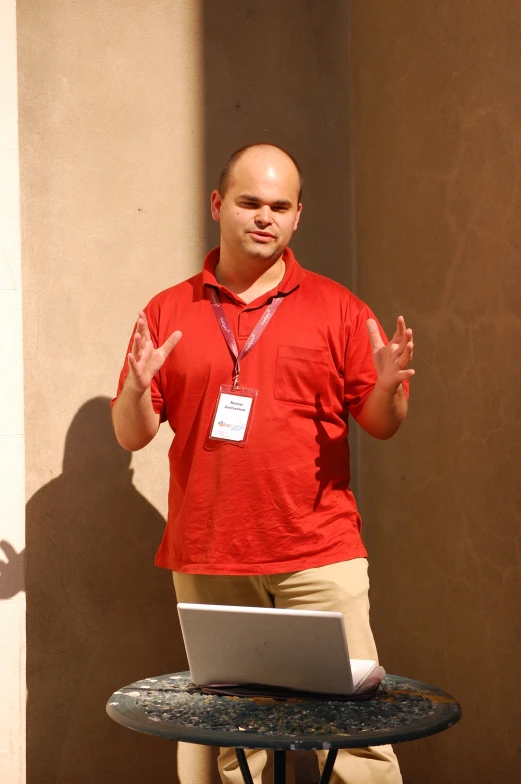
[211,148,302,265]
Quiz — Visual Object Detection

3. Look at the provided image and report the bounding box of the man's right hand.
[127,310,182,392]
[113,311,182,451]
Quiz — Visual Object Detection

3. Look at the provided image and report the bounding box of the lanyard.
[209,288,283,387]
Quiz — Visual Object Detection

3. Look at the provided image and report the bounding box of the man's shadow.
[0,540,25,598]
[25,397,187,784]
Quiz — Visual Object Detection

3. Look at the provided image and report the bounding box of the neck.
[215,249,285,303]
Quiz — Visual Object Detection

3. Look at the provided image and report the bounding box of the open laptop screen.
[177,603,376,696]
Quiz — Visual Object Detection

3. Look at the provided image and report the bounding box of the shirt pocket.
[274,345,331,407]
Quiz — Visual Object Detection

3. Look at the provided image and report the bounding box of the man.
[112,143,414,784]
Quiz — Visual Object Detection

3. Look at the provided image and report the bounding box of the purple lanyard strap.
[209,289,283,387]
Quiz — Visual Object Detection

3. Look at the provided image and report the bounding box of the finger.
[390,315,405,342]
[395,320,411,349]
[132,331,143,360]
[161,330,182,358]
[135,315,146,336]
[366,319,384,352]
[396,337,413,363]
[394,317,412,350]
[395,327,413,356]
[140,338,154,366]
[128,352,142,378]
[398,340,414,368]
[138,310,151,342]
[397,368,415,381]
[138,310,151,340]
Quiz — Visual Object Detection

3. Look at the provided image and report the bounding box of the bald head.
[210,142,303,267]
[219,143,303,203]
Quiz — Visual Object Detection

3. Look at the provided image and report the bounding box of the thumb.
[161,330,182,358]
[366,319,384,352]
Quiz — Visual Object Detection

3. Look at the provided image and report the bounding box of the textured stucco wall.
[350,3,521,783]
[18,1,209,782]
[18,1,351,783]
[15,1,521,782]
[0,1,25,782]
[18,1,521,782]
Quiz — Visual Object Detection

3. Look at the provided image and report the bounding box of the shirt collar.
[202,246,307,304]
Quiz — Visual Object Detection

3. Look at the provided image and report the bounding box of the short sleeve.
[344,304,409,421]
[110,301,166,422]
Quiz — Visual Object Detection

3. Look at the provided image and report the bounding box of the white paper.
[210,392,253,442]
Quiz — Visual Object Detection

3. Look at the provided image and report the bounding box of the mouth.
[248,231,275,243]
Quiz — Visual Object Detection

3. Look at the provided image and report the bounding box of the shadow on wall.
[0,540,25,598]
[202,0,353,289]
[25,397,186,784]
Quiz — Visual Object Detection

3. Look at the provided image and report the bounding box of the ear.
[293,203,303,231]
[210,190,223,221]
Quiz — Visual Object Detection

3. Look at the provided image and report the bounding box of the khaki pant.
[173,559,402,784]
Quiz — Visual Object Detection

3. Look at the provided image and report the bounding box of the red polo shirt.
[114,247,403,574]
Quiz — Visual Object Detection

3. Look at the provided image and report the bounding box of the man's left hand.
[367,315,415,392]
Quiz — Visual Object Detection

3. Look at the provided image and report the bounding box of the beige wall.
[18,1,209,782]
[0,0,26,782]
[350,3,521,783]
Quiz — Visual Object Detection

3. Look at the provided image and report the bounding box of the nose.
[254,205,273,226]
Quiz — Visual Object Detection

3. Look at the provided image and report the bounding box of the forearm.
[356,381,408,440]
[112,380,160,451]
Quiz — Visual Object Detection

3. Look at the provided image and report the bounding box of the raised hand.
[366,315,414,392]
[127,310,182,393]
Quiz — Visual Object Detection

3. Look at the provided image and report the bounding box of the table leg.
[319,749,338,784]
[235,749,255,784]
[273,749,286,783]
[235,747,335,784]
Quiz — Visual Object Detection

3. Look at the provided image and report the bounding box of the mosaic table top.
[106,671,461,751]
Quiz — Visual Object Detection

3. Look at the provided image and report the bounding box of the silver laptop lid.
[177,603,373,695]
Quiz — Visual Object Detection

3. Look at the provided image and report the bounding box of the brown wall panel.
[350,3,521,783]
[203,0,353,288]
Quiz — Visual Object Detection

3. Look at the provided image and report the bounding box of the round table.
[106,671,461,784]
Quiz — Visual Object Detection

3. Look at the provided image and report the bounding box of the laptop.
[177,602,377,696]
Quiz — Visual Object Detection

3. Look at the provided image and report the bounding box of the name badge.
[208,385,258,446]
